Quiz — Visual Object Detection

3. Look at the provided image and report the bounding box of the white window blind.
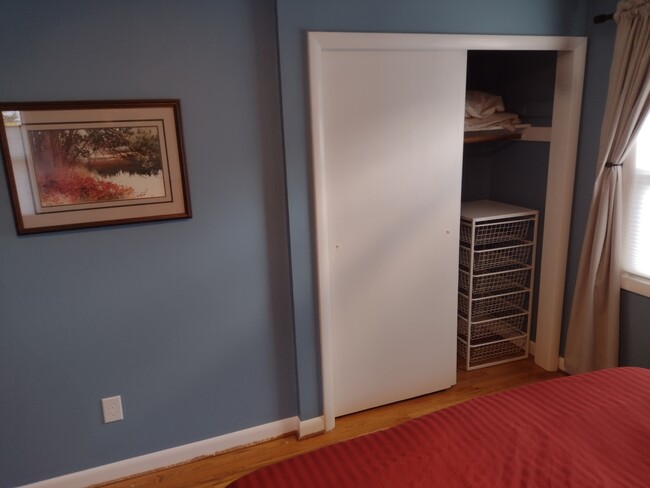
[624,116,650,281]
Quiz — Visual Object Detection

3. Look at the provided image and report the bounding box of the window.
[623,115,650,296]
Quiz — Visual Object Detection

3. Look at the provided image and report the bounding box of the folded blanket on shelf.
[465,91,505,118]
[465,91,521,132]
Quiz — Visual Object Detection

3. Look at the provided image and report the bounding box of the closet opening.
[307,31,586,431]
[460,50,558,364]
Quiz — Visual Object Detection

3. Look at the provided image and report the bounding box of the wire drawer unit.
[457,200,538,370]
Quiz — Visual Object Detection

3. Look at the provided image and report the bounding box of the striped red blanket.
[230,367,650,487]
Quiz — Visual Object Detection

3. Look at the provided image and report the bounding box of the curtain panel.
[565,0,650,374]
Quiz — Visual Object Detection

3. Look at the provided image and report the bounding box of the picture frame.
[0,99,191,234]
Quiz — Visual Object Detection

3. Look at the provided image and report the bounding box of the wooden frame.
[308,32,587,431]
[0,99,191,234]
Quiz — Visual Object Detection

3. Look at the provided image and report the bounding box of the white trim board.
[308,32,586,51]
[559,356,567,372]
[308,32,587,431]
[530,341,567,372]
[621,272,650,299]
[298,416,326,439]
[21,416,312,488]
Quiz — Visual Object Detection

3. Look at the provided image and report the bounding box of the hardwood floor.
[96,358,564,488]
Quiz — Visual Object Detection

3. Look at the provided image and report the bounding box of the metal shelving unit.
[457,200,538,370]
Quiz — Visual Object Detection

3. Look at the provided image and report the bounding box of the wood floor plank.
[96,358,565,488]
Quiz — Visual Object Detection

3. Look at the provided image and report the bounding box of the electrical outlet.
[102,395,124,423]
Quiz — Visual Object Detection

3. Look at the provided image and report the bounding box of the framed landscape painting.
[0,100,191,234]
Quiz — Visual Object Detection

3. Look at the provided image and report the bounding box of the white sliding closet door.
[319,47,466,417]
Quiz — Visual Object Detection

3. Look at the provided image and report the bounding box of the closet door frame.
[308,32,587,431]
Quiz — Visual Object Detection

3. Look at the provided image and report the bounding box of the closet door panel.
[321,49,466,416]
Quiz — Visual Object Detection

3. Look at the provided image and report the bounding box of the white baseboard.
[298,416,325,439]
[21,416,305,488]
[530,341,566,373]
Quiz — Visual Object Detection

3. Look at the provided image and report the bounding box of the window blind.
[624,117,650,280]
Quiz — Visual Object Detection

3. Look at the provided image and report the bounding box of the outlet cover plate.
[102,395,124,423]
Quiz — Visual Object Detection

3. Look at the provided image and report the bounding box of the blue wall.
[0,1,296,486]
[5,0,648,486]
[620,290,650,368]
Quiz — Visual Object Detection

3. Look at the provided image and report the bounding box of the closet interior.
[459,50,558,368]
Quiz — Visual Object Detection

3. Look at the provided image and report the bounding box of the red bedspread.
[230,367,650,487]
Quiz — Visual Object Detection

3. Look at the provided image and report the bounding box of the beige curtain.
[565,0,650,374]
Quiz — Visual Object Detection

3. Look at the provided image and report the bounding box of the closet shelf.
[464,130,522,143]
[464,125,528,143]
[463,125,551,143]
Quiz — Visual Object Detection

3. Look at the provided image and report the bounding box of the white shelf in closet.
[463,126,551,144]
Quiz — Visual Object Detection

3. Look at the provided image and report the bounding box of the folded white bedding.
[464,91,521,132]
[465,91,505,119]
[464,112,521,132]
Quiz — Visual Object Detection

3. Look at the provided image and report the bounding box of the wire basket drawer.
[460,218,534,247]
[457,335,528,369]
[459,268,530,295]
[459,243,532,273]
[457,290,528,321]
[457,313,528,345]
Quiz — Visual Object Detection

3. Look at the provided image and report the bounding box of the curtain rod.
[594,13,614,23]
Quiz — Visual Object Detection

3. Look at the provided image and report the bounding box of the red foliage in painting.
[37,168,135,206]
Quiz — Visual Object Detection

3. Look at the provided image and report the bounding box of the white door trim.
[307,32,587,431]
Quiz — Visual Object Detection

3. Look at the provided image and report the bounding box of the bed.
[229,367,650,487]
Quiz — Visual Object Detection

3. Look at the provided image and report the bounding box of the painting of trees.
[27,126,165,206]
